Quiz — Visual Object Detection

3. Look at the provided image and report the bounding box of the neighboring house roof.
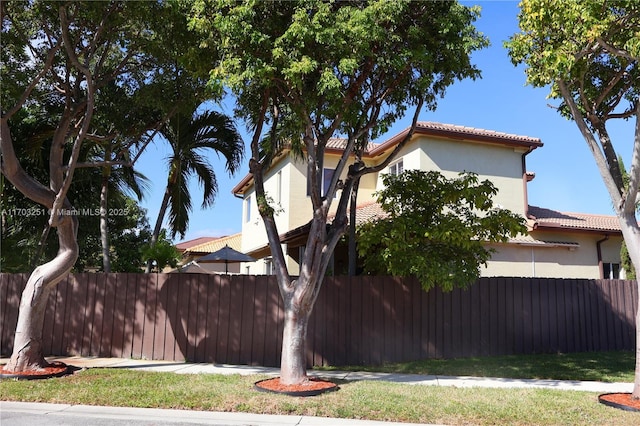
[184,233,243,255]
[528,205,621,234]
[232,121,543,195]
[175,236,220,252]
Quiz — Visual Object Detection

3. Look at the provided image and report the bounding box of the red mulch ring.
[598,393,640,412]
[255,377,338,397]
[0,361,70,380]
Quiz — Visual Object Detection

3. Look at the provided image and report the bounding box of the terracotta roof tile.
[414,121,542,145]
[175,236,220,251]
[528,205,621,233]
[184,233,243,254]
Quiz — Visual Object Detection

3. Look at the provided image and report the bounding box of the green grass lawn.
[318,350,636,383]
[1,351,638,425]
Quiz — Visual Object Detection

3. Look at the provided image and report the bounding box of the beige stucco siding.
[482,233,623,278]
[416,136,527,216]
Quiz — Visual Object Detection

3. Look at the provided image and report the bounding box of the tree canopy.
[358,170,526,290]
[507,0,639,210]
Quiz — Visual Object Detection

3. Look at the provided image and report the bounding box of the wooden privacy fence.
[0,274,637,367]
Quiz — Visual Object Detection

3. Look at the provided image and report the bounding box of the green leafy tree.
[358,171,526,290]
[141,229,180,272]
[145,107,244,273]
[0,1,199,373]
[506,0,640,398]
[191,0,488,384]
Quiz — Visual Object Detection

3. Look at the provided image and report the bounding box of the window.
[245,195,251,223]
[276,171,282,204]
[388,159,403,176]
[603,262,620,279]
[307,168,336,197]
[264,258,274,275]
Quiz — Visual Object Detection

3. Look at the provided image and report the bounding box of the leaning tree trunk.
[4,213,79,372]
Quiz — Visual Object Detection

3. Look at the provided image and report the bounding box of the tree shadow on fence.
[1,273,636,366]
[154,273,284,366]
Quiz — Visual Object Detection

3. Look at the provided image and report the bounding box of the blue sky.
[136,1,636,244]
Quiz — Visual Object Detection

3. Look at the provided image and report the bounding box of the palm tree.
[146,108,243,272]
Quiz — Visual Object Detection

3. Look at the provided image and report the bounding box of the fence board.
[239,275,255,365]
[0,274,637,366]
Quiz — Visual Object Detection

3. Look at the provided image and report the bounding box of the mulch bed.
[0,361,71,380]
[598,393,640,412]
[255,377,338,397]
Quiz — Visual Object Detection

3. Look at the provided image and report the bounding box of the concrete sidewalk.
[34,355,634,394]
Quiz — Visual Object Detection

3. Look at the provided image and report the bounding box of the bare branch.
[3,43,61,119]
[1,119,55,207]
[596,37,640,61]
[557,79,624,209]
[360,96,425,177]
[593,66,628,111]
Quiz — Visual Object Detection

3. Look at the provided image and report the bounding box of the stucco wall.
[483,233,624,278]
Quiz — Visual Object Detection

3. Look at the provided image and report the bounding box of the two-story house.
[225,122,625,279]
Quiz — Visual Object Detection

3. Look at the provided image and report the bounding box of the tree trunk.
[348,177,360,276]
[635,291,640,400]
[617,210,640,399]
[100,175,111,272]
[145,187,171,273]
[4,214,78,372]
[279,301,311,385]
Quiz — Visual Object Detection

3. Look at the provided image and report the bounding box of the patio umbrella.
[196,245,256,273]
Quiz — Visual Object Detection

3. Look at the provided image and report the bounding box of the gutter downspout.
[596,234,609,279]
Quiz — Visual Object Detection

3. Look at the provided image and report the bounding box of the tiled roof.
[350,203,622,234]
[528,205,621,233]
[184,233,243,254]
[232,122,542,195]
[352,201,388,224]
[325,137,377,152]
[175,236,219,251]
[368,121,542,157]
[504,236,581,248]
[414,122,542,145]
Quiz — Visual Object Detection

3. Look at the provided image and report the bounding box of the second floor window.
[388,159,403,176]
[245,195,251,223]
[307,168,335,197]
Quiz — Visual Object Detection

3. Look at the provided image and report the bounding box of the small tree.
[141,230,180,272]
[191,0,488,384]
[358,171,526,290]
[507,0,640,398]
